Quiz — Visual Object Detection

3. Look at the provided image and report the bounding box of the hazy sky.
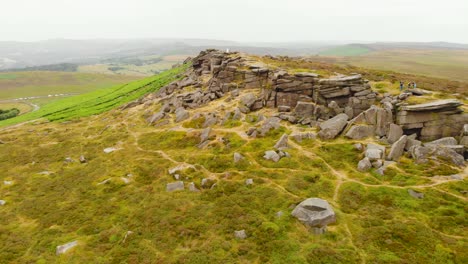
[1,0,467,43]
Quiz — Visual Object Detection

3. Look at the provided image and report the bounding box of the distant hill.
[0,39,330,71]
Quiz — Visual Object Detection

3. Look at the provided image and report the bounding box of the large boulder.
[345,125,374,139]
[274,134,289,149]
[291,198,336,228]
[387,135,408,161]
[357,157,372,172]
[318,113,349,140]
[175,107,190,122]
[365,143,386,161]
[166,181,185,192]
[294,101,315,117]
[264,150,281,162]
[387,124,403,144]
[410,145,465,167]
[424,137,458,146]
[240,93,257,109]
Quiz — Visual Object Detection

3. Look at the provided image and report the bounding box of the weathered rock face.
[396,99,468,141]
[410,145,465,167]
[387,135,408,161]
[318,113,349,139]
[345,125,374,140]
[291,198,336,229]
[346,105,393,138]
[140,50,379,126]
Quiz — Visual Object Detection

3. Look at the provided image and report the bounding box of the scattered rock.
[4,180,13,185]
[357,157,372,172]
[405,138,422,151]
[376,161,395,175]
[201,178,216,188]
[199,127,212,143]
[79,155,87,163]
[354,143,363,151]
[274,134,289,149]
[233,152,244,163]
[291,198,336,230]
[64,157,73,163]
[290,132,316,142]
[166,181,185,192]
[103,147,119,154]
[276,211,284,218]
[245,179,254,185]
[175,107,190,122]
[188,182,200,192]
[56,240,78,255]
[234,230,247,240]
[408,189,424,199]
[263,150,281,162]
[387,135,408,161]
[168,164,195,175]
[0,200,5,206]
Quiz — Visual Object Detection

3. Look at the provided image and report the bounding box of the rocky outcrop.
[387,135,408,161]
[396,99,468,141]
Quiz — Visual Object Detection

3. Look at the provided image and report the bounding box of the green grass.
[0,71,140,103]
[0,73,18,80]
[0,65,187,127]
[319,45,371,56]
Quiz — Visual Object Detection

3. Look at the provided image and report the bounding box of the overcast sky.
[1,0,467,43]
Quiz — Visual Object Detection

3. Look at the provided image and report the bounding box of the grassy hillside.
[0,65,186,127]
[0,92,465,263]
[0,72,140,105]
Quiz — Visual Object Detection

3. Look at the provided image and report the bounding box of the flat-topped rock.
[291,198,336,228]
[400,99,462,112]
[319,74,362,83]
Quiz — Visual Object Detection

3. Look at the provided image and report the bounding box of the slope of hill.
[0,50,466,263]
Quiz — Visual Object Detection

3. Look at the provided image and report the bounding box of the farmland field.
[0,72,140,106]
[320,49,468,83]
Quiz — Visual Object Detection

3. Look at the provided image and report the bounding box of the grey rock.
[405,139,422,151]
[188,182,200,192]
[376,161,395,175]
[372,159,384,168]
[388,135,408,161]
[278,105,291,112]
[276,211,284,218]
[354,143,363,151]
[175,107,190,122]
[0,200,5,206]
[357,157,372,172]
[240,93,257,109]
[245,179,254,185]
[318,113,349,139]
[294,101,315,116]
[410,145,465,167]
[291,198,336,228]
[387,124,403,144]
[233,152,244,163]
[79,155,87,164]
[166,181,185,192]
[201,178,216,188]
[408,189,424,199]
[291,132,316,142]
[345,125,374,139]
[264,150,281,162]
[200,127,212,143]
[274,134,289,149]
[103,147,119,153]
[56,240,78,255]
[400,99,462,111]
[365,149,383,161]
[425,137,458,146]
[234,230,247,240]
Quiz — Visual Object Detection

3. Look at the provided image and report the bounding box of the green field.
[0,65,186,127]
[319,45,371,56]
[0,71,141,103]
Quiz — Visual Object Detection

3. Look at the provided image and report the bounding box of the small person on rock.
[399,81,404,91]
